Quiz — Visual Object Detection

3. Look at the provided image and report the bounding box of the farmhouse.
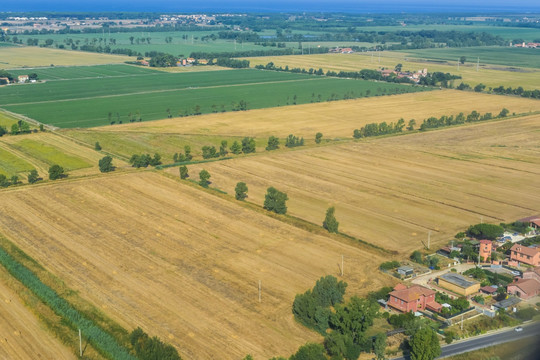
[387,284,442,313]
[507,266,540,299]
[0,77,9,85]
[518,215,540,230]
[479,240,492,262]
[437,273,480,296]
[510,244,540,266]
[17,75,29,83]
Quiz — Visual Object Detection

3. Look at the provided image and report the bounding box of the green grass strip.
[0,247,135,360]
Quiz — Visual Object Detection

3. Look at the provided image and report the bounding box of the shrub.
[263,187,288,214]
[48,164,65,180]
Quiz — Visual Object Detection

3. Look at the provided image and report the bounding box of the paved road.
[392,321,540,360]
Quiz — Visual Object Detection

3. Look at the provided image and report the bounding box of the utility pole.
[461,314,464,330]
[258,280,261,303]
[79,329,82,357]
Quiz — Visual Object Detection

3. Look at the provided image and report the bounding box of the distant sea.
[3,1,540,13]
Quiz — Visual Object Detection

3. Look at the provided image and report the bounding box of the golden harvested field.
[0,272,75,360]
[246,53,540,90]
[94,90,540,139]
[174,115,540,254]
[0,46,130,69]
[0,172,391,360]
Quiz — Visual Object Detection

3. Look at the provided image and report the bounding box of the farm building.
[479,240,492,262]
[493,297,521,312]
[437,273,480,296]
[17,75,29,83]
[397,266,414,276]
[0,77,9,85]
[509,244,540,266]
[387,284,442,313]
[480,285,498,295]
[517,215,540,230]
[507,266,540,299]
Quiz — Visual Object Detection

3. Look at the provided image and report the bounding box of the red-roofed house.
[510,244,540,266]
[479,240,492,262]
[518,215,540,230]
[388,284,442,313]
[507,266,540,299]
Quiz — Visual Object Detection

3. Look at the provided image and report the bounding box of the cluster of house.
[329,47,354,54]
[379,68,428,83]
[0,75,34,85]
[512,42,540,48]
[137,58,207,67]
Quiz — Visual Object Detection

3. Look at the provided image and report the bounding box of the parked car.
[511,271,521,276]
[515,326,523,332]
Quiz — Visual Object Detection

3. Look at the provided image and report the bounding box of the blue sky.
[2,0,540,12]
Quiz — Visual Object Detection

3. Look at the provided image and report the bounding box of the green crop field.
[354,25,540,42]
[7,64,161,80]
[0,68,428,128]
[0,147,34,177]
[400,46,540,68]
[9,139,92,170]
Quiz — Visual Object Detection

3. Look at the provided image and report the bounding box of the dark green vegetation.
[323,207,339,234]
[0,67,428,128]
[130,327,181,360]
[48,164,65,180]
[467,223,504,240]
[235,182,248,200]
[263,187,289,214]
[402,47,540,69]
[99,155,114,173]
[0,246,135,360]
[409,327,441,360]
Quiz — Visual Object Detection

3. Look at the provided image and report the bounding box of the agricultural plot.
[176,114,540,255]
[7,64,161,81]
[92,90,540,140]
[0,146,34,177]
[0,171,391,360]
[247,52,540,89]
[0,68,426,128]
[401,46,540,69]
[0,271,75,360]
[0,111,19,128]
[0,46,131,68]
[0,132,125,178]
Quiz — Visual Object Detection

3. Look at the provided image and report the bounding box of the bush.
[199,169,211,188]
[379,261,400,271]
[467,223,504,240]
[234,182,248,200]
[130,327,181,360]
[179,166,188,179]
[27,169,39,184]
[515,307,539,321]
[98,155,114,173]
[323,206,339,233]
[263,187,288,214]
[48,164,65,180]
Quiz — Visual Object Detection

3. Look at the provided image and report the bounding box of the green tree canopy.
[48,164,65,180]
[266,136,280,151]
[230,141,242,155]
[98,155,114,173]
[94,141,102,151]
[323,206,339,233]
[409,327,441,360]
[467,223,504,240]
[235,182,248,200]
[373,333,387,360]
[289,343,326,360]
[315,132,323,144]
[241,137,256,154]
[199,169,211,188]
[179,165,189,179]
[263,187,288,214]
[27,169,39,184]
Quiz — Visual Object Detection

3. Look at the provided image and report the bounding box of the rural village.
[0,4,539,360]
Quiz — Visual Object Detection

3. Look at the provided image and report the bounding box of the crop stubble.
[0,172,390,359]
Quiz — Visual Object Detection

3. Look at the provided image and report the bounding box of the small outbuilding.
[437,272,480,296]
[397,266,414,276]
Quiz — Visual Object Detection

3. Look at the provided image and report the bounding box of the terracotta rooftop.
[518,215,540,223]
[511,244,540,257]
[479,240,492,245]
[511,278,540,295]
[480,285,497,293]
[389,285,435,302]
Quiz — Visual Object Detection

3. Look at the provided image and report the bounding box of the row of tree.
[456,82,540,99]
[418,108,509,131]
[353,119,405,138]
[0,120,33,136]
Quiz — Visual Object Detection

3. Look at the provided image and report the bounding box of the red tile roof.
[511,244,540,257]
[389,285,435,302]
[510,278,540,295]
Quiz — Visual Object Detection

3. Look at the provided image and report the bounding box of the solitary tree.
[179,165,189,179]
[407,119,416,131]
[98,155,114,173]
[373,333,387,360]
[409,327,441,360]
[315,132,323,144]
[394,63,403,72]
[48,164,65,180]
[459,56,466,64]
[323,206,339,233]
[235,182,248,200]
[199,169,211,188]
[27,169,39,184]
[242,137,256,154]
[266,136,280,150]
[219,140,228,156]
[94,141,102,151]
[263,187,288,214]
[230,141,242,155]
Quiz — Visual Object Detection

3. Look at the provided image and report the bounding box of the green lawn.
[10,139,92,170]
[7,64,161,81]
[0,147,34,177]
[399,46,540,68]
[0,68,429,128]
[0,112,19,128]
